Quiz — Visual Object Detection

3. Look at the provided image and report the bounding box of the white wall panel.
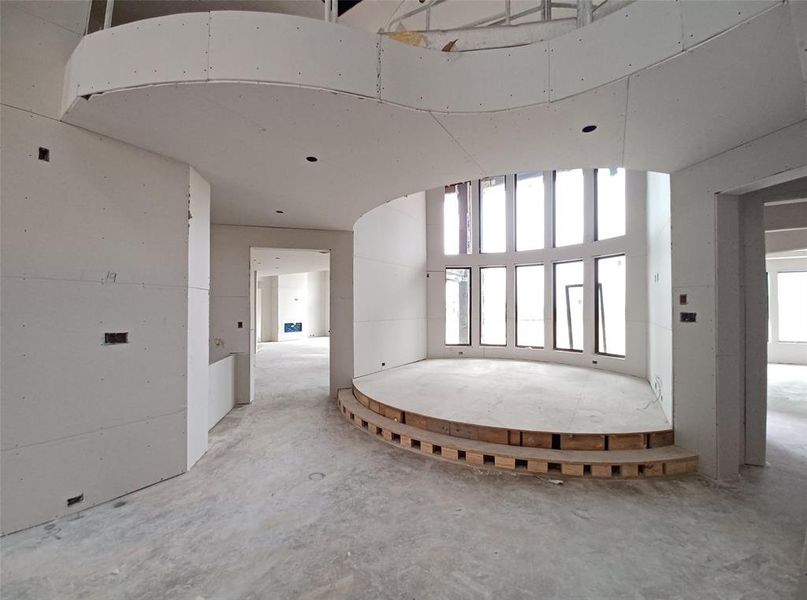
[67,12,209,99]
[0,4,82,120]
[379,37,548,112]
[625,4,806,172]
[353,193,427,378]
[1,411,185,535]
[1,278,187,450]
[354,320,427,377]
[548,0,682,100]
[792,0,807,105]
[681,0,778,49]
[3,0,90,35]
[209,13,378,98]
[186,168,211,469]
[1,106,189,286]
[208,355,236,429]
[646,172,673,422]
[436,80,626,176]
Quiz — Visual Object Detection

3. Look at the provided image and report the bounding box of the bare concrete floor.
[1,344,805,599]
[354,358,670,433]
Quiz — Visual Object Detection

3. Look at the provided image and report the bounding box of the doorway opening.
[251,248,331,400]
[764,196,807,471]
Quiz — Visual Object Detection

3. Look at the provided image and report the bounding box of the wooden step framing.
[352,385,675,451]
[339,389,697,479]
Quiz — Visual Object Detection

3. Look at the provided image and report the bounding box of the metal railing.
[94,0,625,33]
[383,0,611,32]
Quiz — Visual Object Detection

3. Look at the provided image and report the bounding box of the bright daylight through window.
[554,169,584,247]
[480,176,506,254]
[596,168,626,240]
[777,271,807,343]
[480,266,507,345]
[442,169,627,358]
[596,254,626,356]
[445,268,471,345]
[516,264,544,347]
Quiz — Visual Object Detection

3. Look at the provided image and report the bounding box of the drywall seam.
[0,408,187,452]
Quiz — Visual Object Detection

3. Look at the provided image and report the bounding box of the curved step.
[338,389,697,478]
[353,385,674,451]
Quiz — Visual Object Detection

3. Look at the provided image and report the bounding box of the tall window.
[516,265,544,347]
[516,172,544,251]
[554,260,584,351]
[777,271,807,342]
[596,255,626,356]
[480,176,506,254]
[553,169,584,247]
[445,268,471,345]
[596,168,626,240]
[444,182,472,255]
[480,266,506,345]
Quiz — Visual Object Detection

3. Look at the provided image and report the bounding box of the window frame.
[552,168,585,249]
[553,259,585,353]
[594,253,627,358]
[479,265,508,347]
[515,263,545,349]
[444,266,472,347]
[443,181,472,256]
[478,175,507,255]
[776,269,807,344]
[593,168,627,242]
[515,171,545,253]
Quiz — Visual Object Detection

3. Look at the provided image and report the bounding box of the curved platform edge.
[352,385,674,451]
[338,389,698,479]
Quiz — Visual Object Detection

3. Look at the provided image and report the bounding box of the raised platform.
[340,359,697,478]
[352,359,674,451]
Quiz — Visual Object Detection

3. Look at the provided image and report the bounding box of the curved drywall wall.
[61,2,806,230]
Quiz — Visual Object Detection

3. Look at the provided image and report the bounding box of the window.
[516,265,544,347]
[553,169,584,247]
[445,268,471,345]
[554,260,584,351]
[480,266,506,345]
[777,271,807,342]
[516,172,544,251]
[480,176,506,253]
[595,255,626,356]
[444,182,472,255]
[596,168,625,240]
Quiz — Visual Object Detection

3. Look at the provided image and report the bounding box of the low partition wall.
[209,355,235,430]
[352,386,673,451]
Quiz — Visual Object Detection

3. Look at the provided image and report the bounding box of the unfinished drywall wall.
[0,1,211,533]
[258,276,278,342]
[767,255,807,365]
[210,226,352,400]
[277,273,307,341]
[208,355,235,429]
[670,119,807,480]
[646,172,673,422]
[425,170,648,379]
[187,167,211,468]
[353,193,427,377]
[306,270,329,337]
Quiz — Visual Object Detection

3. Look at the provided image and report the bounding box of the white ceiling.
[251,247,330,278]
[61,2,807,231]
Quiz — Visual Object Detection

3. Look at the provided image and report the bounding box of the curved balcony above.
[61,2,806,230]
